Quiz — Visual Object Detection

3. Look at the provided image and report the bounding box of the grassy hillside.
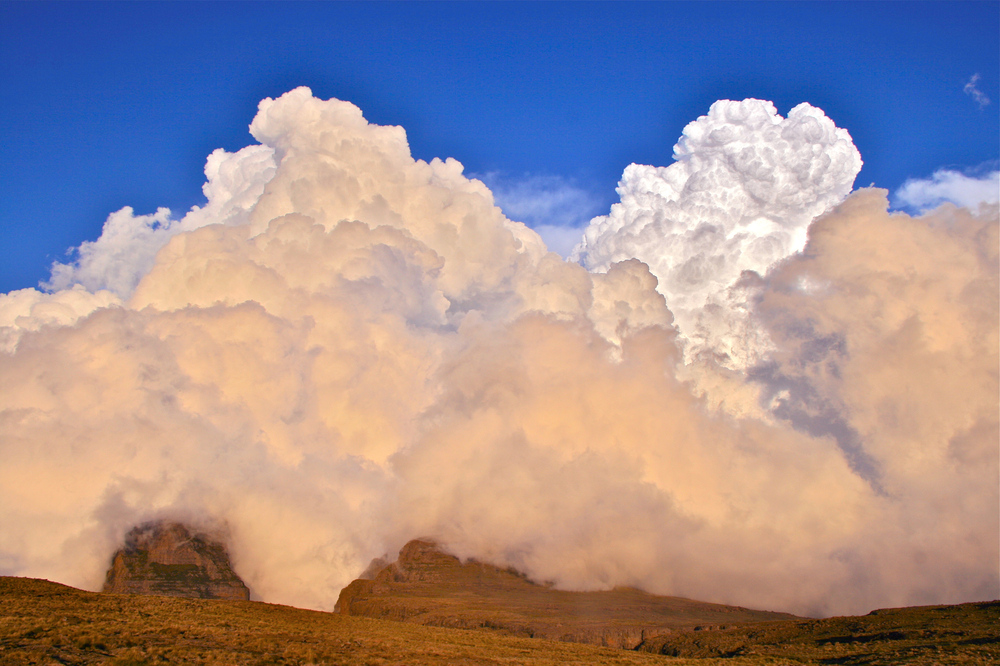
[0,577,689,666]
[1,576,996,665]
[337,540,797,648]
[638,600,999,664]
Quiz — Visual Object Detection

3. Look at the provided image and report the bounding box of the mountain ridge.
[336,539,798,648]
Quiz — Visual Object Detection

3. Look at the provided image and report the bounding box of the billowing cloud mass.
[0,285,122,354]
[572,99,863,367]
[0,88,996,619]
[44,145,277,298]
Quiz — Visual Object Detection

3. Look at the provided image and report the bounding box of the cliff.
[102,521,249,601]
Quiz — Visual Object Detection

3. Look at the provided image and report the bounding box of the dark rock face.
[102,521,249,601]
[336,539,797,649]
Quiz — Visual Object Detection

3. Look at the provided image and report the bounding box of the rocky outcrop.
[336,539,797,649]
[102,521,249,600]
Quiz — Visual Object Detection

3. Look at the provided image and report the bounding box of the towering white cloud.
[0,89,995,619]
[573,99,862,366]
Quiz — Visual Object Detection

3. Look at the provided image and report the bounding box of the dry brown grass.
[336,539,796,649]
[637,599,999,665]
[2,577,996,665]
[0,577,697,665]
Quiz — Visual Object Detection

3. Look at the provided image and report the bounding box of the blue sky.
[2,1,997,293]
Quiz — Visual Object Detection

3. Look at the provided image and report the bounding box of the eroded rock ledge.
[102,521,249,601]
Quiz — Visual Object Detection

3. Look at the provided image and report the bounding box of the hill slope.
[0,576,686,666]
[336,539,797,648]
[2,576,996,665]
[637,600,999,664]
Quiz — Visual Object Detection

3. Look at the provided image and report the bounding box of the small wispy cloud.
[474,172,604,256]
[963,73,990,109]
[894,165,999,212]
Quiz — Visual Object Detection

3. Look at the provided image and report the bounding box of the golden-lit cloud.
[0,89,995,617]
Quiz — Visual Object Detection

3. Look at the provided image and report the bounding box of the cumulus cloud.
[964,73,990,109]
[45,145,276,298]
[0,285,122,353]
[572,99,862,367]
[753,190,999,604]
[0,89,995,619]
[894,167,1000,212]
